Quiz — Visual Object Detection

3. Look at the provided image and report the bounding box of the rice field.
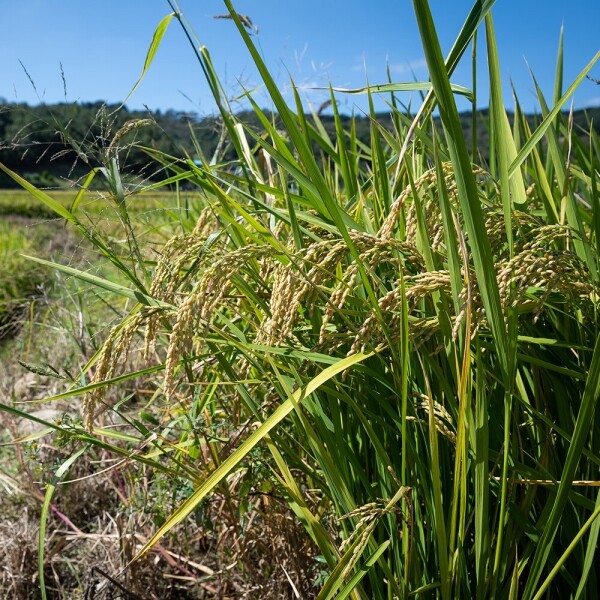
[1,0,599,598]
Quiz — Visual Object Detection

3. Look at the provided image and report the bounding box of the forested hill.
[1,100,599,188]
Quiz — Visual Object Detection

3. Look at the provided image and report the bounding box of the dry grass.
[1,394,320,599]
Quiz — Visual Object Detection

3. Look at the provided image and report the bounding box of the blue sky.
[1,0,599,116]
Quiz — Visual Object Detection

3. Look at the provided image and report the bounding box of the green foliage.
[2,100,599,189]
[0,217,54,340]
[2,0,600,598]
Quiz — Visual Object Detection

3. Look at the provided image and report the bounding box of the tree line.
[1,100,598,188]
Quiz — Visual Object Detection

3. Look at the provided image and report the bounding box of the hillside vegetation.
[1,99,599,189]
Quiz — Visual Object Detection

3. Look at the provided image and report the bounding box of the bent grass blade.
[132,351,374,562]
[523,333,600,599]
[39,446,88,600]
[118,12,175,109]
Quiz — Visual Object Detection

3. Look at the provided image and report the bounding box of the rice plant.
[2,0,600,597]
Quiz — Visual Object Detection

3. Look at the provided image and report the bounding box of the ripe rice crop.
[2,1,600,598]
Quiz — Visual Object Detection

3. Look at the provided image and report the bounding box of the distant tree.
[0,101,598,189]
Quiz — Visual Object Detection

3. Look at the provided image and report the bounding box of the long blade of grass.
[266,439,340,568]
[329,81,473,100]
[119,13,175,108]
[70,168,100,213]
[523,333,600,598]
[38,446,88,600]
[474,340,490,599]
[393,0,496,185]
[485,13,526,235]
[330,86,358,204]
[21,255,170,307]
[533,501,600,600]
[534,77,597,279]
[421,360,450,600]
[553,24,564,106]
[509,50,600,177]
[574,490,600,599]
[484,16,521,592]
[412,0,510,382]
[133,351,373,561]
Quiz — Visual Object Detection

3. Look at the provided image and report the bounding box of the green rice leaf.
[21,255,170,307]
[574,490,600,599]
[523,334,600,598]
[509,50,600,177]
[412,1,510,383]
[121,13,175,107]
[132,351,374,562]
[330,81,473,100]
[38,446,88,600]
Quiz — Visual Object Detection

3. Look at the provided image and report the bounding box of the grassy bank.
[1,0,600,598]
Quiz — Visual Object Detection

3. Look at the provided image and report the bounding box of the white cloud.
[583,96,600,108]
[387,58,428,75]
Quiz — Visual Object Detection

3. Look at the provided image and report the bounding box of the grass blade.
[509,50,600,177]
[120,13,175,108]
[412,0,510,383]
[523,334,600,598]
[22,255,170,307]
[38,446,88,600]
[133,351,373,561]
